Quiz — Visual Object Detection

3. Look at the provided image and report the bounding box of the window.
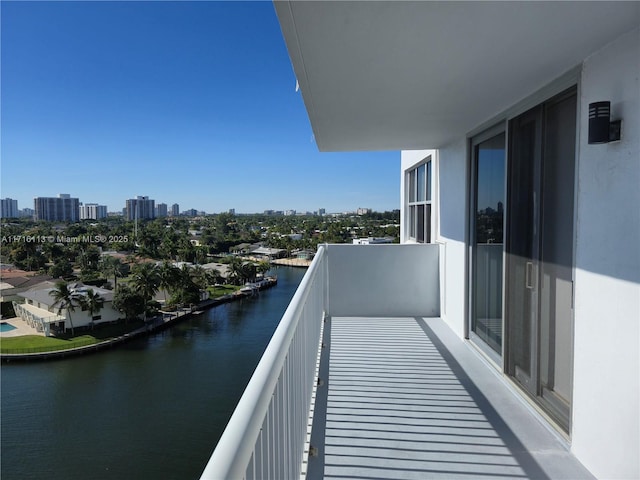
[407,158,432,243]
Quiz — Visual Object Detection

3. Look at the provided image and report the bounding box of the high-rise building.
[357,207,372,215]
[318,208,326,216]
[184,208,198,217]
[229,208,235,215]
[79,203,107,220]
[21,208,35,218]
[34,194,80,222]
[171,203,180,216]
[125,196,155,221]
[1,198,19,218]
[156,203,168,217]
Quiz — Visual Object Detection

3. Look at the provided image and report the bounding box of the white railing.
[199,243,441,479]
[13,302,63,336]
[200,246,327,480]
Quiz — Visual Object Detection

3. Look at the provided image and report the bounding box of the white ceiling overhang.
[275,1,639,151]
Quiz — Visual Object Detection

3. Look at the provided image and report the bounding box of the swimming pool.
[0,322,18,333]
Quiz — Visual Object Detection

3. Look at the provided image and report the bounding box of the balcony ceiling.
[275,1,640,151]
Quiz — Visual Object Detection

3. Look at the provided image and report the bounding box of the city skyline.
[1,193,382,218]
[1,2,400,214]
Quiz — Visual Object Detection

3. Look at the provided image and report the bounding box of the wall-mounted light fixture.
[588,101,622,144]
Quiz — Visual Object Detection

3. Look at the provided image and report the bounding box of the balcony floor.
[307,317,593,480]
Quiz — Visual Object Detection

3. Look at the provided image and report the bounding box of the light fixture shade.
[588,101,611,144]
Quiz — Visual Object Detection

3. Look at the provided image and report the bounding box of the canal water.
[1,266,306,480]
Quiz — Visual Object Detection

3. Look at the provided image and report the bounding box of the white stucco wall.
[399,27,639,479]
[434,140,468,340]
[326,243,440,318]
[401,147,468,338]
[572,26,640,480]
[64,303,121,328]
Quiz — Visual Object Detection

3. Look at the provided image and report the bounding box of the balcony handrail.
[200,246,326,480]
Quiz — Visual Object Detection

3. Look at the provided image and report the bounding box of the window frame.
[406,156,433,243]
[467,123,507,366]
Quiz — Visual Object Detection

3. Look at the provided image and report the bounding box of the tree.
[100,256,126,289]
[256,261,271,277]
[227,256,245,285]
[49,259,73,279]
[77,246,101,276]
[170,265,200,306]
[190,264,209,290]
[9,241,47,271]
[240,262,257,284]
[113,285,145,322]
[158,261,179,305]
[49,282,81,336]
[176,238,195,263]
[194,247,207,266]
[206,267,223,285]
[130,263,160,321]
[82,289,104,329]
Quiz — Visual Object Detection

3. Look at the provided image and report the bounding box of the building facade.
[125,196,155,221]
[15,282,120,336]
[171,203,180,216]
[34,194,80,222]
[271,4,639,479]
[1,198,19,218]
[156,203,168,217]
[79,203,107,220]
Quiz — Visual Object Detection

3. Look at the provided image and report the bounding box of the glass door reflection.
[471,131,505,356]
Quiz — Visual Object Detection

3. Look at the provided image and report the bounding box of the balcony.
[200,244,592,480]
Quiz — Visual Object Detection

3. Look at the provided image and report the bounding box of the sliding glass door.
[469,87,577,432]
[505,87,577,431]
[470,129,505,358]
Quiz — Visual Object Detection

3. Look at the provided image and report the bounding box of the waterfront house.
[14,282,120,336]
[201,3,639,479]
[0,272,54,306]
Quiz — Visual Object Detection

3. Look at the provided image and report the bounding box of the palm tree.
[174,264,200,306]
[256,260,271,277]
[190,264,209,290]
[194,247,207,266]
[100,256,125,289]
[158,261,179,305]
[206,267,222,286]
[130,263,160,321]
[82,289,104,330]
[49,282,81,336]
[227,256,244,285]
[241,262,257,284]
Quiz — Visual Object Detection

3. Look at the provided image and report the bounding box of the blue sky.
[1,1,399,214]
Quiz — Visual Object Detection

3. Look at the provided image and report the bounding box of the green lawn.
[208,284,241,298]
[0,320,145,354]
[2,283,241,355]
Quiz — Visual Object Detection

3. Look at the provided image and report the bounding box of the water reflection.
[1,267,306,480]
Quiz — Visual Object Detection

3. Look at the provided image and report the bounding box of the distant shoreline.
[271,258,311,268]
[1,277,278,362]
